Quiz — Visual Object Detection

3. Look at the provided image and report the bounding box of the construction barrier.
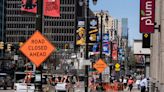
[102,82,124,92]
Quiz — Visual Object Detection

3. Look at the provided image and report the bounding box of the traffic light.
[7,44,12,51]
[142,33,150,48]
[19,42,24,47]
[0,41,4,49]
[64,44,69,49]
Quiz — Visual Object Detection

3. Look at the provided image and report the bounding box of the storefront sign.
[140,0,155,33]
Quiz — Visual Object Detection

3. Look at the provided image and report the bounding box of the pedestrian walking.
[136,78,141,90]
[140,77,148,92]
[123,77,128,89]
[96,83,104,92]
[128,77,134,92]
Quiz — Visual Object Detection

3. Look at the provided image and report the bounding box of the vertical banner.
[21,0,37,13]
[76,18,85,45]
[92,43,99,52]
[142,33,151,48]
[103,33,110,54]
[140,0,155,33]
[88,17,98,43]
[21,0,60,17]
[44,0,60,17]
[112,43,118,60]
[118,48,123,61]
[103,33,110,43]
[90,33,110,54]
[103,43,109,54]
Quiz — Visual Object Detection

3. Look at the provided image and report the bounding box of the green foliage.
[128,51,136,67]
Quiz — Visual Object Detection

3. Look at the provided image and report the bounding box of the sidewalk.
[74,88,140,92]
[120,88,140,92]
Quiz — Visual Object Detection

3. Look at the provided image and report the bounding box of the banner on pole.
[21,0,60,17]
[140,0,155,33]
[76,18,85,45]
[112,43,118,60]
[88,17,99,43]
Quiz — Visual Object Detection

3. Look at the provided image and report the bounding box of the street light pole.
[79,1,98,92]
[110,37,113,81]
[99,10,103,82]
[100,10,103,59]
[84,1,89,91]
[35,0,43,91]
[85,0,89,59]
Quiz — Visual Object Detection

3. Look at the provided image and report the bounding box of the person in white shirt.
[123,77,128,89]
[140,77,148,92]
[136,78,141,90]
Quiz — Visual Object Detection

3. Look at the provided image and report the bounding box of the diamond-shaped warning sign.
[115,63,120,68]
[144,34,149,38]
[93,59,107,73]
[19,31,55,67]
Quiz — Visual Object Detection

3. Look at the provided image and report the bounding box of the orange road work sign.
[93,59,107,73]
[19,31,55,67]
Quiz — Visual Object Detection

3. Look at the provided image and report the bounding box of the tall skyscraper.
[0,0,5,57]
[121,18,128,39]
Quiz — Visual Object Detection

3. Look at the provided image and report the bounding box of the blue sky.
[89,0,142,45]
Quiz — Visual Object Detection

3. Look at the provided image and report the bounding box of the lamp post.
[79,0,97,59]
[97,10,109,84]
[78,0,97,92]
[109,29,113,82]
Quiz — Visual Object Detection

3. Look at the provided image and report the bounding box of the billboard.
[140,0,155,33]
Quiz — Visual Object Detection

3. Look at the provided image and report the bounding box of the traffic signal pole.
[35,0,43,91]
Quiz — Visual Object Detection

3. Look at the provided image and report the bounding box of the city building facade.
[0,0,83,59]
[0,0,89,73]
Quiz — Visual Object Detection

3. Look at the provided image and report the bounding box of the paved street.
[0,85,140,92]
[0,89,140,92]
[0,90,14,92]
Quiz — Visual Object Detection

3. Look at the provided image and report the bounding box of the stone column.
[159,0,164,91]
[150,0,160,81]
[149,0,161,91]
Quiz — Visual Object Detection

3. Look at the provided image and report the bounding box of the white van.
[14,72,35,92]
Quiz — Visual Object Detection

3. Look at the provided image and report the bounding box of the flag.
[21,0,60,17]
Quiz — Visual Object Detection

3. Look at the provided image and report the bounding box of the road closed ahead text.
[28,39,48,57]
